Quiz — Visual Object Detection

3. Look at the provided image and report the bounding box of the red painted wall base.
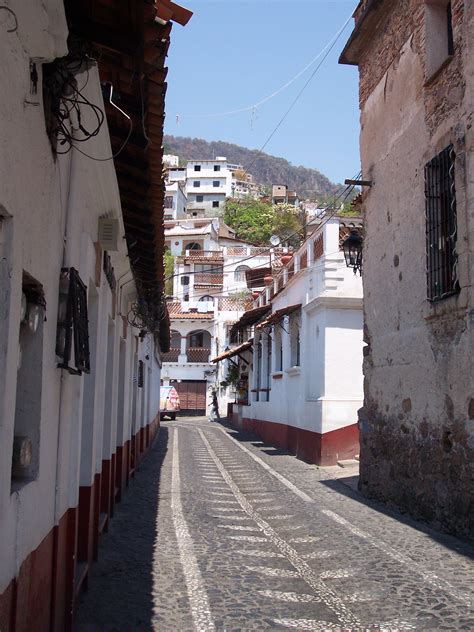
[235,416,359,466]
[0,415,161,632]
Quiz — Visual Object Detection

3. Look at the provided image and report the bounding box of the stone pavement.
[75,417,474,631]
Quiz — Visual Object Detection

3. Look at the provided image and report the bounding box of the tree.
[224,198,274,245]
[224,198,305,247]
[338,200,360,217]
[272,203,305,248]
[164,250,174,296]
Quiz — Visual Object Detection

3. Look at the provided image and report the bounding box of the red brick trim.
[234,416,359,466]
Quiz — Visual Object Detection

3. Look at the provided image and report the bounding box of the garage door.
[171,380,207,413]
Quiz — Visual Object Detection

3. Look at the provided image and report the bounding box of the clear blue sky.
[164,0,360,185]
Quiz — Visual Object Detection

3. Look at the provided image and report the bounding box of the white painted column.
[252,329,260,401]
[323,218,340,255]
[282,316,291,371]
[294,254,300,274]
[261,333,268,379]
[179,333,187,364]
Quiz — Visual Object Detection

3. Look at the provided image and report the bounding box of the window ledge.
[424,55,454,87]
[285,366,301,377]
[423,289,466,322]
[272,372,283,380]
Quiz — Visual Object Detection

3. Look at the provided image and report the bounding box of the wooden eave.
[339,0,389,66]
[64,0,192,345]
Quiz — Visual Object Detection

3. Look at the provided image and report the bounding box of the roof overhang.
[229,305,271,338]
[64,0,191,343]
[212,340,253,363]
[339,0,388,66]
[257,304,302,330]
[245,267,271,289]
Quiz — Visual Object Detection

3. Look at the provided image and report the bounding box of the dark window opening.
[425,144,459,302]
[194,181,200,187]
[447,2,454,55]
[196,195,204,202]
[214,165,220,172]
[194,165,201,172]
[213,181,220,187]
[212,201,219,208]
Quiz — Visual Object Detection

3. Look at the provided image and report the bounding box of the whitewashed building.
[218,217,364,465]
[0,0,191,629]
[163,217,279,414]
[186,157,233,216]
[164,181,187,221]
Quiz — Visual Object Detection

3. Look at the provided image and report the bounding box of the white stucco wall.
[0,8,162,595]
[244,220,364,436]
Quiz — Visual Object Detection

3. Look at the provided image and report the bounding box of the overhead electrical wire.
[169,13,358,250]
[175,12,353,123]
[57,83,133,161]
[164,175,360,285]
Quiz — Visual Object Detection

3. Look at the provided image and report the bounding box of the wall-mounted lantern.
[20,276,46,334]
[342,230,363,275]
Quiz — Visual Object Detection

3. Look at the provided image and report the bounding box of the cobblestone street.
[76,417,474,631]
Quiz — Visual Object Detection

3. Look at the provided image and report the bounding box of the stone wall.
[352,1,474,538]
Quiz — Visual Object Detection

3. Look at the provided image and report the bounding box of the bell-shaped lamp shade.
[342,230,363,274]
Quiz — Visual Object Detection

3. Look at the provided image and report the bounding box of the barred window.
[425,144,459,302]
[56,267,90,374]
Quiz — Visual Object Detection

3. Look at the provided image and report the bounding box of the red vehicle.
[160,385,180,420]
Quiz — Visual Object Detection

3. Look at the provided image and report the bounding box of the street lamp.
[342,230,363,275]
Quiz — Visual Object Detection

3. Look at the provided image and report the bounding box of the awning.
[245,267,271,288]
[256,303,301,329]
[211,340,253,363]
[229,304,271,337]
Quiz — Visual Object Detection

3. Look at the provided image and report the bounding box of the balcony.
[194,273,223,287]
[184,250,224,263]
[187,347,211,363]
[162,348,180,363]
[218,297,253,311]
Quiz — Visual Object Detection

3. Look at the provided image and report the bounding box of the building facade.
[186,158,234,216]
[163,218,276,414]
[340,0,473,536]
[164,181,188,221]
[0,1,190,629]
[219,218,364,466]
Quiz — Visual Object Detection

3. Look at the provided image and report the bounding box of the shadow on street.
[75,427,169,631]
[220,420,474,561]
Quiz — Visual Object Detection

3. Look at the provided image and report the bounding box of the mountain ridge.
[163,135,339,199]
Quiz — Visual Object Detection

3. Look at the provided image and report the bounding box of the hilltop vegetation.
[224,199,304,247]
[164,135,339,199]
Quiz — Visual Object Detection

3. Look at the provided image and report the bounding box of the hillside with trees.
[164,135,339,199]
[224,199,304,247]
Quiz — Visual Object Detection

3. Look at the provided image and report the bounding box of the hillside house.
[217,217,364,465]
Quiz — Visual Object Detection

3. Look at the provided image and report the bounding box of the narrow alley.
[76,417,474,631]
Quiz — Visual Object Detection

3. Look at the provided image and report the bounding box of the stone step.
[336,459,360,468]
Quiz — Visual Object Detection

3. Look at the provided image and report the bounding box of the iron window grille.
[56,267,91,375]
[103,251,116,292]
[137,360,144,388]
[425,144,460,302]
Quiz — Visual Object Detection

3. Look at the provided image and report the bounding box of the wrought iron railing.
[187,347,211,363]
[185,250,223,260]
[218,297,253,311]
[194,273,223,286]
[162,348,180,362]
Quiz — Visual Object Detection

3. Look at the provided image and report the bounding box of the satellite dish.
[270,234,280,247]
